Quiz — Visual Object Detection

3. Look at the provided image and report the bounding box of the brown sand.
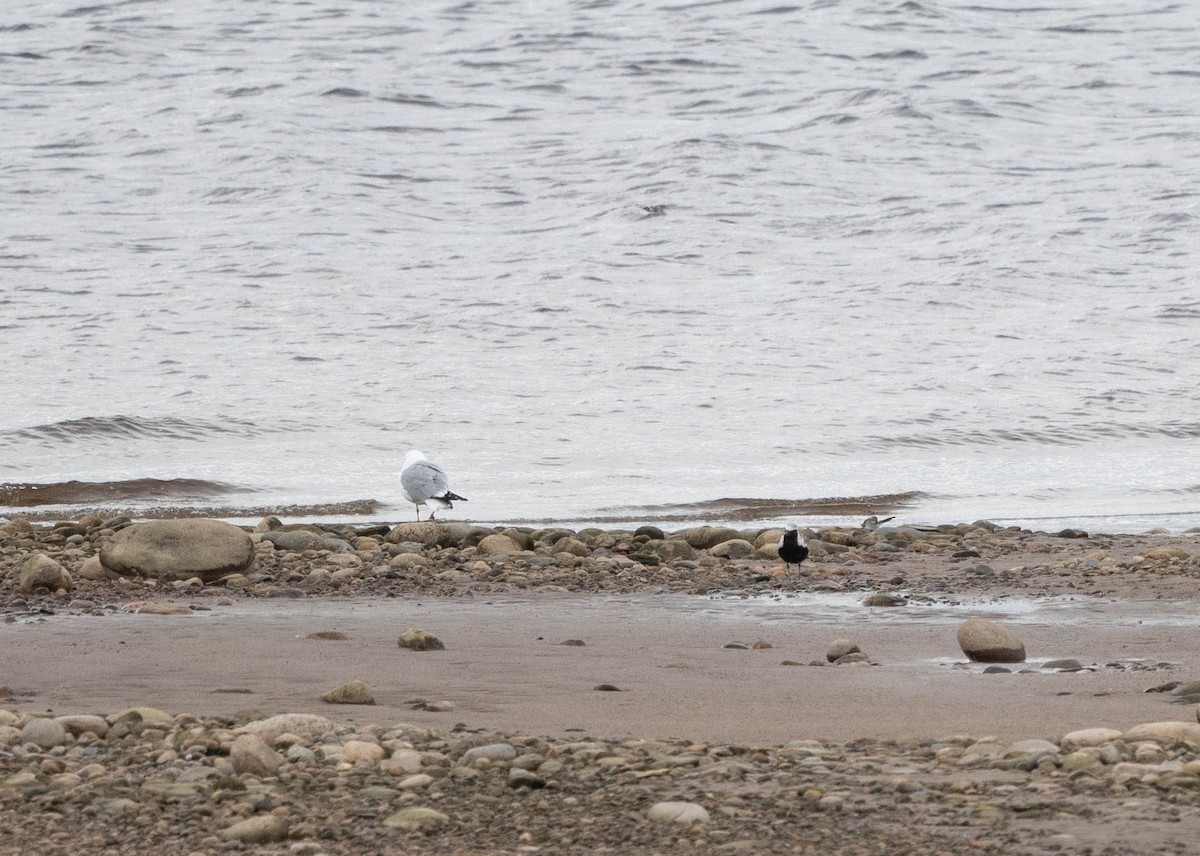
[2,593,1197,743]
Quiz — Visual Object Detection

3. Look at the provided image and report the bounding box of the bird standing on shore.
[400,450,467,521]
[777,525,809,574]
[861,515,895,532]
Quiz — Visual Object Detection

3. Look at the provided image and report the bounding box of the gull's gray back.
[402,460,448,502]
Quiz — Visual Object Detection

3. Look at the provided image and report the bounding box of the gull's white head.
[402,450,426,470]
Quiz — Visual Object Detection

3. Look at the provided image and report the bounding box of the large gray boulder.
[100,519,254,582]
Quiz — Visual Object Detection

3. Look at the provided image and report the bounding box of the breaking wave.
[0,415,307,447]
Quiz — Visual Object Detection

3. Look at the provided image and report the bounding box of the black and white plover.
[777,525,809,574]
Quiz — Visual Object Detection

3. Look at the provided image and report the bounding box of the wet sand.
[3,593,1198,743]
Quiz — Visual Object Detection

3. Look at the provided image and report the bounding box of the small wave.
[848,422,1200,452]
[1159,303,1200,319]
[598,492,926,523]
[867,50,927,61]
[0,479,240,508]
[0,414,304,446]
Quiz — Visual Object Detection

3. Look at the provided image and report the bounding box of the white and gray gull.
[400,450,467,521]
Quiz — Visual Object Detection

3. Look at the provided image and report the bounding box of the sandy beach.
[3,516,1200,854]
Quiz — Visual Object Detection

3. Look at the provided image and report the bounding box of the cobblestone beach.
[3,515,1200,854]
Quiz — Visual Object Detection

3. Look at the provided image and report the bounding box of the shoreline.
[3,516,1200,853]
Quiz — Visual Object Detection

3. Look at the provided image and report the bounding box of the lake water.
[2,0,1198,532]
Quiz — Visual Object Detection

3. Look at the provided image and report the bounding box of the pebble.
[462,743,517,763]
[397,773,434,789]
[647,801,710,824]
[1060,728,1123,750]
[383,807,450,831]
[508,768,546,788]
[218,814,289,843]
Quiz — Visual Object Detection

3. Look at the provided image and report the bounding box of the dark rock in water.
[100,519,254,583]
[593,684,622,692]
[861,593,906,607]
[983,665,1012,674]
[1056,528,1089,539]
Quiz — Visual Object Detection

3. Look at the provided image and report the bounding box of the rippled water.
[2,1,1199,530]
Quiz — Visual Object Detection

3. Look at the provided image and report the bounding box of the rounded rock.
[1124,721,1200,746]
[22,717,68,749]
[343,740,385,763]
[230,734,282,777]
[709,538,755,559]
[647,801,710,824]
[239,713,334,742]
[1060,728,1123,750]
[462,742,517,764]
[320,681,375,705]
[383,807,449,831]
[100,519,254,583]
[826,639,861,663]
[218,814,289,843]
[261,529,325,552]
[956,618,1026,663]
[399,628,445,651]
[19,553,72,594]
[475,533,525,556]
[680,526,741,550]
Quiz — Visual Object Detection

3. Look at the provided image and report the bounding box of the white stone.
[647,801,710,824]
